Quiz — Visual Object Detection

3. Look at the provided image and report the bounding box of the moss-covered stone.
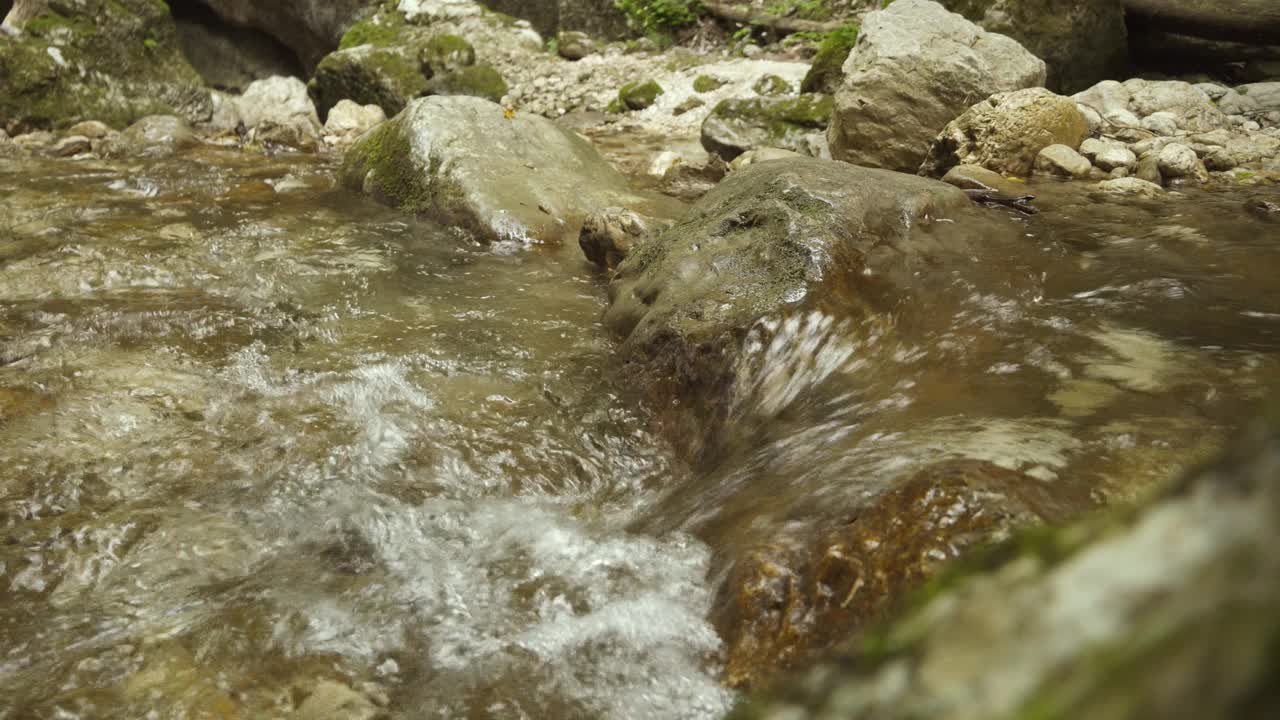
[753,74,793,96]
[337,12,408,50]
[421,34,476,71]
[310,44,430,119]
[425,63,507,103]
[700,94,833,161]
[800,22,859,94]
[693,74,727,93]
[0,0,208,130]
[617,79,664,110]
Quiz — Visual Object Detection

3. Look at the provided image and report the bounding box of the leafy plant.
[614,0,703,36]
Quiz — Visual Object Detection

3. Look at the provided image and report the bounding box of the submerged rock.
[0,0,209,130]
[604,157,996,432]
[104,115,199,158]
[701,95,833,163]
[920,88,1089,178]
[716,459,1053,688]
[340,95,680,244]
[829,0,1046,172]
[732,406,1280,720]
[578,207,672,271]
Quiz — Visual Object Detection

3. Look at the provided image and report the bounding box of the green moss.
[753,74,793,96]
[338,13,407,50]
[693,74,725,93]
[800,21,858,94]
[618,79,664,110]
[421,34,476,71]
[427,64,508,103]
[342,122,434,213]
[0,0,202,129]
[311,46,429,118]
[712,94,832,134]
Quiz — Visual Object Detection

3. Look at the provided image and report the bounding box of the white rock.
[236,76,321,138]
[1156,143,1203,180]
[324,100,386,139]
[648,151,684,178]
[1097,177,1165,197]
[1140,111,1179,136]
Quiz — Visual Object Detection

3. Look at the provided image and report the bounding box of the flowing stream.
[2,145,1279,718]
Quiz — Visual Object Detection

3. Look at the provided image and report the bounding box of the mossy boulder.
[693,74,727,93]
[425,63,508,103]
[800,22,859,95]
[732,407,1280,719]
[311,15,491,119]
[752,74,793,96]
[618,79,664,111]
[339,95,681,244]
[700,94,833,162]
[310,44,430,120]
[421,34,476,71]
[939,0,1129,93]
[0,0,209,131]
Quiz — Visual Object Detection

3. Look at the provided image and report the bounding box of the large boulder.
[310,16,504,119]
[828,0,1046,173]
[940,0,1128,93]
[311,43,430,120]
[920,88,1089,177]
[731,406,1280,720]
[604,157,994,421]
[700,95,833,163]
[192,0,373,69]
[0,0,210,130]
[340,95,680,244]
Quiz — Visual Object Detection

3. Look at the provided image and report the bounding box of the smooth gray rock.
[340,95,680,244]
[829,0,1046,172]
[1034,144,1093,178]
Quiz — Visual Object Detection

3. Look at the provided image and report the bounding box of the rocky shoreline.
[3,0,1279,716]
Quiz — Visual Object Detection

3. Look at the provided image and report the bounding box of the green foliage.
[765,0,831,20]
[614,0,703,35]
[800,21,858,94]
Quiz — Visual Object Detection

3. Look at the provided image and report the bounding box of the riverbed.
[2,144,1279,718]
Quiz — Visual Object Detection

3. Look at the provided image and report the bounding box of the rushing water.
[2,144,1279,719]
